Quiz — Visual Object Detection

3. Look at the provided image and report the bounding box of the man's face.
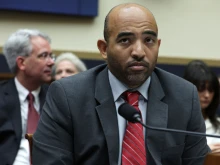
[23,36,54,83]
[99,6,161,88]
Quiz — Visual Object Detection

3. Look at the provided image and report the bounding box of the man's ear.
[97,39,108,60]
[16,56,26,71]
[158,38,161,47]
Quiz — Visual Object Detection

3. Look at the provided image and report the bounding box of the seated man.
[33,3,210,165]
[0,29,54,165]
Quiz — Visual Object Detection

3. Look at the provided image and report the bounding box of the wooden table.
[204,152,220,165]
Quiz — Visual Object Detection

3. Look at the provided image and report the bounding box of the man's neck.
[16,75,41,91]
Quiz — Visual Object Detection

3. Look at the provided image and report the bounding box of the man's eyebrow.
[116,32,134,39]
[38,51,53,56]
[143,31,157,37]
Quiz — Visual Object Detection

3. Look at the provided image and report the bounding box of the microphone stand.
[135,117,220,138]
[119,103,220,138]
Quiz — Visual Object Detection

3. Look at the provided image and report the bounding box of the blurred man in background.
[0,29,54,165]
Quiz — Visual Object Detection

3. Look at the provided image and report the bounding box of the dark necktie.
[122,91,147,165]
[27,93,40,134]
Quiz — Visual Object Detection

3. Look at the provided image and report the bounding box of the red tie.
[122,91,147,165]
[27,93,40,134]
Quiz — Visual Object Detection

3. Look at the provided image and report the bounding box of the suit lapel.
[4,79,22,141]
[146,71,168,165]
[3,80,47,142]
[95,67,119,165]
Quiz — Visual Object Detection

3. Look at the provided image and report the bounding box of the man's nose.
[131,41,145,59]
[47,58,55,66]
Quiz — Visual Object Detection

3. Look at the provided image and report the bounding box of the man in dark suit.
[0,29,54,165]
[33,3,210,165]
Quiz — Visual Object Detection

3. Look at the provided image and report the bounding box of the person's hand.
[209,143,220,153]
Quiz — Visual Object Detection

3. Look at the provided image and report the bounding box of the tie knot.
[123,91,140,106]
[27,93,35,102]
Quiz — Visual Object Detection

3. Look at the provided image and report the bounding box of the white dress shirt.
[108,70,151,165]
[13,77,41,165]
[205,118,220,145]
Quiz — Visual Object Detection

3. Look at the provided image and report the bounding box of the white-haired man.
[0,29,54,165]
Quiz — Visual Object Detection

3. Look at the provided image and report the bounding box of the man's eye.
[146,38,154,43]
[120,38,129,43]
[38,53,47,58]
[145,37,155,43]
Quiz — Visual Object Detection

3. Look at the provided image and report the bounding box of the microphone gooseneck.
[118,103,220,138]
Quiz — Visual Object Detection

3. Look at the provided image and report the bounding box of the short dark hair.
[183,60,220,130]
[103,9,112,43]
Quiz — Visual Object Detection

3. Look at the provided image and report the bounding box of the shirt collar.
[14,77,41,102]
[108,70,151,101]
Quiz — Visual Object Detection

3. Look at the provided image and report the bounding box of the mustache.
[127,60,149,67]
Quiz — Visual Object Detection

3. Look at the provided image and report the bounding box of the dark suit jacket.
[33,64,209,165]
[0,78,48,165]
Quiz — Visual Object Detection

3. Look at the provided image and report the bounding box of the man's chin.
[128,72,148,79]
[42,77,52,83]
[127,76,148,88]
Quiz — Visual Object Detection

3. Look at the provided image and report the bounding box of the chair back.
[25,133,33,164]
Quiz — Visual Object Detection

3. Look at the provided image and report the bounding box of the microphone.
[119,103,220,138]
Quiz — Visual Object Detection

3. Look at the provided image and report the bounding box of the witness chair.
[25,133,33,163]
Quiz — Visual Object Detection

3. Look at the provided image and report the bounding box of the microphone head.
[118,103,141,123]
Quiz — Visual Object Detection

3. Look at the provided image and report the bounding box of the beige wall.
[0,0,220,63]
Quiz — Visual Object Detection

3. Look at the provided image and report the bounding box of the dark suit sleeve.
[182,85,210,164]
[32,81,74,165]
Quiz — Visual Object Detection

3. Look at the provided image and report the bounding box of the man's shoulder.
[50,64,107,92]
[0,78,18,110]
[59,64,107,84]
[154,67,193,87]
[0,78,15,90]
[153,67,196,97]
